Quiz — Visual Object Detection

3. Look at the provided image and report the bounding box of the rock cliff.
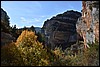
[1,8,11,33]
[42,10,81,49]
[76,1,99,48]
[1,8,15,46]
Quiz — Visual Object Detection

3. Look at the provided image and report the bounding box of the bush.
[1,30,99,66]
[1,30,51,66]
[1,42,24,66]
[15,30,51,66]
[50,41,99,66]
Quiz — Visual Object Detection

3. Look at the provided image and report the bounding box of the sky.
[1,1,82,28]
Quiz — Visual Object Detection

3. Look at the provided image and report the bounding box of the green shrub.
[50,41,99,66]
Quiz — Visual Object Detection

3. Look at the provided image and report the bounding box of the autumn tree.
[15,30,51,66]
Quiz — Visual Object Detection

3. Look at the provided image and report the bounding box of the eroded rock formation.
[42,10,81,49]
[76,1,99,48]
[1,8,15,46]
[1,8,11,33]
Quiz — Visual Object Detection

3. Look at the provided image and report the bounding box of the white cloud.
[41,16,45,18]
[20,17,32,24]
[34,18,41,22]
[20,17,26,22]
[20,17,42,24]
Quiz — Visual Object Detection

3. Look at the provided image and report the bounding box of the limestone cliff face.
[1,8,11,33]
[1,8,15,46]
[42,10,81,49]
[76,1,99,48]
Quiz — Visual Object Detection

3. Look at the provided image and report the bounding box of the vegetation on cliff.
[1,30,99,66]
[1,1,99,66]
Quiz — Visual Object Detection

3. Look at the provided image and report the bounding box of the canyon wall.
[42,10,81,49]
[1,8,15,46]
[76,1,99,48]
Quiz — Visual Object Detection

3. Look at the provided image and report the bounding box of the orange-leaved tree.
[15,30,50,66]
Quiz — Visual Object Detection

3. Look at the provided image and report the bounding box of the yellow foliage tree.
[15,30,50,66]
[16,30,37,47]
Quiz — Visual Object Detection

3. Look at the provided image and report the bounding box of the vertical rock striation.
[76,1,99,48]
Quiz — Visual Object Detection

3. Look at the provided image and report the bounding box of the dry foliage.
[1,30,99,66]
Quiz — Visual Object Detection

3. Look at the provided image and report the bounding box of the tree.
[30,25,35,32]
[10,25,18,39]
[23,26,27,30]
[15,30,51,66]
[11,25,17,33]
[36,32,44,43]
[1,42,24,66]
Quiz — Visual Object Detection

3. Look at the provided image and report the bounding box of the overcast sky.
[1,1,82,28]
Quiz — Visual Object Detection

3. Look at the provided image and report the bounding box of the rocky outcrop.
[42,10,81,49]
[1,32,15,46]
[1,8,11,33]
[1,8,15,46]
[76,1,99,48]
